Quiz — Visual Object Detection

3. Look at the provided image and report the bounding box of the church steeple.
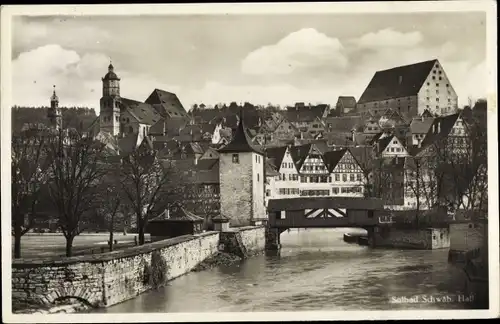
[100,62,122,136]
[48,85,62,130]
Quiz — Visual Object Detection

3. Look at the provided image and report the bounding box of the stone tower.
[100,62,121,136]
[47,85,62,131]
[218,113,265,226]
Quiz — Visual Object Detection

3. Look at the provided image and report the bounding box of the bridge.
[265,197,390,250]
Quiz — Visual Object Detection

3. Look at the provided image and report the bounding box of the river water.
[94,228,483,313]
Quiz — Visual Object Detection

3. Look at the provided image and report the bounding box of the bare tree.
[433,116,488,215]
[11,128,49,258]
[95,164,123,252]
[45,129,108,257]
[119,142,186,245]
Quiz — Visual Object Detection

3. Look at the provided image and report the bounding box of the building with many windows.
[357,59,458,119]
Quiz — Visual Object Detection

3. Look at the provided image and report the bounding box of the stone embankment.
[12,226,266,315]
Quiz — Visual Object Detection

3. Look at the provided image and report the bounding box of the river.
[93,228,483,313]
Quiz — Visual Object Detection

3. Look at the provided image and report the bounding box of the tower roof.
[103,62,120,81]
[218,112,263,154]
[50,85,58,102]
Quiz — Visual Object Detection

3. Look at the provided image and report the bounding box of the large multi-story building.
[264,143,366,200]
[357,59,458,119]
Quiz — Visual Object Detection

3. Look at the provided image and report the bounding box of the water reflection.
[94,228,484,313]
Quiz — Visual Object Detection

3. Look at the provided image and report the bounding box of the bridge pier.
[265,228,282,251]
[366,227,376,248]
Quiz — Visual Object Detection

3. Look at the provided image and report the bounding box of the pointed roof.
[218,113,263,154]
[103,62,120,81]
[50,85,59,102]
[323,148,347,172]
[265,146,287,169]
[289,143,312,170]
[358,59,438,104]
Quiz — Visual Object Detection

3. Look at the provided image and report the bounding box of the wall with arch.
[12,232,219,310]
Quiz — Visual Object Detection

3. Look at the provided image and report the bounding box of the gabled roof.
[145,89,188,118]
[171,208,204,222]
[358,59,438,104]
[336,96,357,109]
[410,117,435,134]
[323,148,347,172]
[375,134,396,154]
[149,117,189,136]
[218,115,263,154]
[323,132,354,146]
[419,113,460,149]
[265,159,280,177]
[289,143,312,170]
[284,104,328,123]
[349,146,375,173]
[265,146,287,169]
[120,97,162,126]
[325,116,363,132]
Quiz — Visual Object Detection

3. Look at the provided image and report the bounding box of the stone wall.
[371,227,450,250]
[12,232,219,310]
[449,222,486,252]
[219,226,266,258]
[219,152,254,226]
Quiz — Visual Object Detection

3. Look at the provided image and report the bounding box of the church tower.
[218,112,266,226]
[47,85,62,131]
[100,62,121,136]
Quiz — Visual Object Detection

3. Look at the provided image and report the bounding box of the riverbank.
[93,229,482,313]
[13,299,91,314]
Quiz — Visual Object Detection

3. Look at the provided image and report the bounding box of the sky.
[11,12,487,115]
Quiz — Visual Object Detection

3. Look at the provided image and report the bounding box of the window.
[332,188,339,194]
[342,174,347,182]
[329,176,332,182]
[432,76,435,80]
[115,116,119,122]
[300,176,306,183]
[446,84,449,87]
[232,154,239,163]
[356,174,362,182]
[439,77,442,80]
[436,98,439,102]
[350,174,355,181]
[426,97,430,101]
[257,174,260,182]
[436,90,439,94]
[436,83,439,87]
[335,174,340,181]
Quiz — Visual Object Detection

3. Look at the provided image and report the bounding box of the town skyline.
[12,11,487,114]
